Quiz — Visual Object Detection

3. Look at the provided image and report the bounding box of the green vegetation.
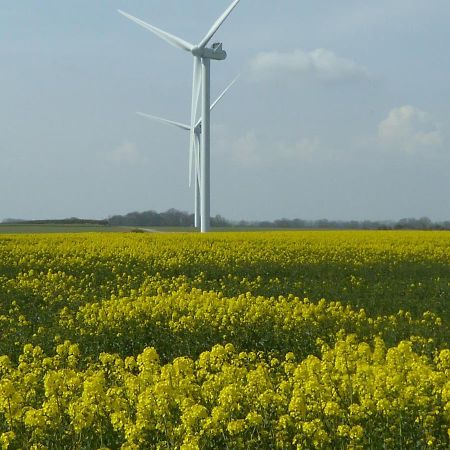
[0,224,126,234]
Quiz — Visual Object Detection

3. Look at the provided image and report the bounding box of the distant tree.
[417,216,432,230]
[211,214,230,227]
[259,221,273,228]
[316,219,330,229]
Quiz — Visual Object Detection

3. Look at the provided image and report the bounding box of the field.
[0,224,129,234]
[0,231,449,449]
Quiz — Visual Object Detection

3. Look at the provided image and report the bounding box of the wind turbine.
[137,75,239,229]
[118,0,241,232]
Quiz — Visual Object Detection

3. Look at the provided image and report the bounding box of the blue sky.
[1,0,449,221]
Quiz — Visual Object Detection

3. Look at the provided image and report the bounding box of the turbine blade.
[195,133,202,187]
[189,136,194,187]
[198,0,240,48]
[137,112,191,131]
[194,74,240,128]
[210,74,239,111]
[189,57,202,187]
[118,10,194,52]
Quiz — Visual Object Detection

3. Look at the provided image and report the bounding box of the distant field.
[0,223,286,234]
[0,224,191,234]
[0,223,127,234]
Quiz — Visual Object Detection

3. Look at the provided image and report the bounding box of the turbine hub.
[191,46,202,57]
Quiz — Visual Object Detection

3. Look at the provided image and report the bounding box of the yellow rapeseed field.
[0,231,449,449]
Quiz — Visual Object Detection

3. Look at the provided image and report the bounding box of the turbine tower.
[137,75,239,229]
[118,0,241,232]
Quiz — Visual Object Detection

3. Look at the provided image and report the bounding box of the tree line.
[3,210,449,230]
[106,210,450,230]
[107,209,229,227]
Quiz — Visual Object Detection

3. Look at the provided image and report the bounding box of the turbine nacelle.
[192,43,227,61]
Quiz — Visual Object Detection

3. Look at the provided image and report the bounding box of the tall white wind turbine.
[118,0,240,232]
[137,76,239,229]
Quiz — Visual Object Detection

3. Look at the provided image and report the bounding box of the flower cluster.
[0,338,449,449]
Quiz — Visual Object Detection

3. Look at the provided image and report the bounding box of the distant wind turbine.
[137,75,239,229]
[118,0,241,232]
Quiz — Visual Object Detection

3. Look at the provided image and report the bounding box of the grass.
[0,224,200,234]
[0,223,379,234]
[0,224,130,234]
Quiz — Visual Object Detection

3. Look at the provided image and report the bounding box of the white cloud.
[109,142,144,165]
[378,106,443,154]
[227,131,260,167]
[275,137,320,160]
[249,48,369,82]
[217,130,321,168]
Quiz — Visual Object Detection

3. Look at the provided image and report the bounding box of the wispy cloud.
[217,130,321,168]
[108,142,145,166]
[274,137,320,161]
[227,131,260,167]
[378,106,443,154]
[249,48,369,82]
